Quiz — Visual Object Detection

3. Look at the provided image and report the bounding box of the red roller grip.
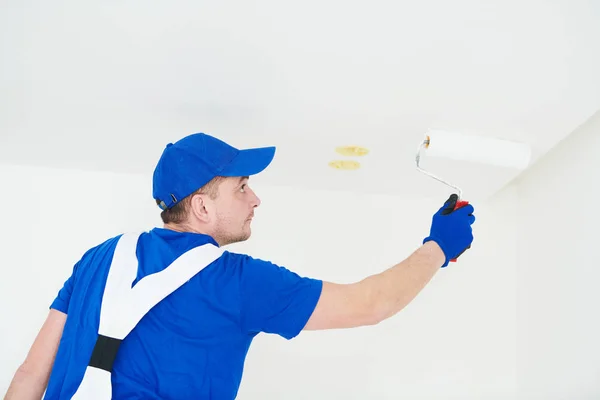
[454,200,470,210]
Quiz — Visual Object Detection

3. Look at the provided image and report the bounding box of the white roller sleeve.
[424,130,532,170]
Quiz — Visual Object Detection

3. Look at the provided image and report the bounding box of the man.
[5,132,475,399]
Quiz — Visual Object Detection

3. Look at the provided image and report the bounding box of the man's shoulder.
[79,233,126,260]
[81,229,152,258]
[219,251,299,280]
[221,250,279,268]
[72,232,142,278]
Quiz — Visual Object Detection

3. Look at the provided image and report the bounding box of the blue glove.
[423,194,475,267]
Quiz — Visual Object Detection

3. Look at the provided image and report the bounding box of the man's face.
[210,176,260,246]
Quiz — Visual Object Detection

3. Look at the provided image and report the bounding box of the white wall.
[514,111,600,399]
[0,163,518,399]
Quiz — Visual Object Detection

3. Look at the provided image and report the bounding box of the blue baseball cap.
[152,133,276,210]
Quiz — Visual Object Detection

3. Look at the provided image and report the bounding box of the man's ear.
[190,194,211,223]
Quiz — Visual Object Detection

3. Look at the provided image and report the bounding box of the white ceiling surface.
[1,0,600,201]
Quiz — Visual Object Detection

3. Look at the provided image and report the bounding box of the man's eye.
[240,184,246,192]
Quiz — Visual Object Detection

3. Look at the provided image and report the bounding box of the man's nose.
[249,188,261,207]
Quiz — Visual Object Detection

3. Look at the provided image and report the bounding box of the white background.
[2,111,599,399]
[2,1,600,397]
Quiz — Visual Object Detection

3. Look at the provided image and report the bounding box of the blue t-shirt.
[44,228,323,399]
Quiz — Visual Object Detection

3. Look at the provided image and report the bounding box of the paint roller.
[416,129,531,262]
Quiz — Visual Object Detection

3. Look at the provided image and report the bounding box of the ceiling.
[1,0,600,202]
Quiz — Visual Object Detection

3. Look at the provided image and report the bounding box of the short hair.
[157,176,224,224]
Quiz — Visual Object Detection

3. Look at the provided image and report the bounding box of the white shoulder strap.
[100,232,224,339]
[71,231,224,399]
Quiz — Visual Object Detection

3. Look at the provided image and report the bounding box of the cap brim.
[221,146,276,177]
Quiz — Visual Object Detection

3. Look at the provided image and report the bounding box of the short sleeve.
[238,255,322,340]
[49,262,79,314]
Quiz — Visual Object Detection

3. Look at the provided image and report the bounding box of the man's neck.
[163,223,201,234]
[162,223,223,246]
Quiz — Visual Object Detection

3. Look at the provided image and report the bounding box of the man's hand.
[423,194,476,267]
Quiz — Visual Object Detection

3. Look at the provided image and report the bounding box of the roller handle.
[450,200,470,263]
